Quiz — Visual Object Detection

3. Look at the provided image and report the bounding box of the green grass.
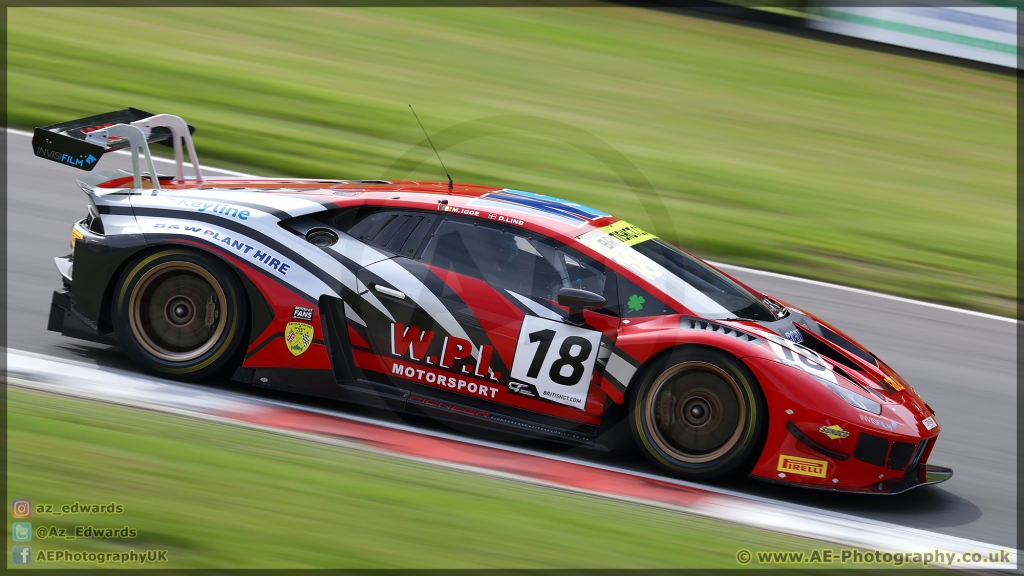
[7,7,1015,315]
[6,388,836,569]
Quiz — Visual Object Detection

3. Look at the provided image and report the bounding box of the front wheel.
[112,248,248,380]
[629,347,766,480]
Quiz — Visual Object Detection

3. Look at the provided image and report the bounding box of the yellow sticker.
[577,221,660,280]
[285,322,314,356]
[777,454,828,478]
[818,424,850,440]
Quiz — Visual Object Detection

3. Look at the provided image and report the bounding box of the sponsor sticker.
[175,199,251,220]
[506,380,539,398]
[576,221,662,280]
[777,455,828,478]
[145,221,291,276]
[819,423,850,441]
[285,322,314,356]
[921,416,937,430]
[859,413,898,431]
[292,306,314,321]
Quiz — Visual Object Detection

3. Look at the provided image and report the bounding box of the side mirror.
[557,287,606,325]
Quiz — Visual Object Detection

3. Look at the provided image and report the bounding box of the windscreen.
[577,222,775,321]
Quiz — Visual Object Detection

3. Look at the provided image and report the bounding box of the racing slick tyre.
[629,347,766,480]
[112,248,248,381]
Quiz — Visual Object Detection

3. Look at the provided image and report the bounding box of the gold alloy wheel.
[643,361,747,464]
[128,261,228,362]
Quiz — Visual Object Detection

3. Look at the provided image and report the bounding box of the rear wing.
[32,107,204,189]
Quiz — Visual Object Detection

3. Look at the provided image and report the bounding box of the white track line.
[711,261,1017,325]
[5,348,1016,570]
[7,127,1015,324]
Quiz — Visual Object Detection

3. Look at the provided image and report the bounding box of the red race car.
[39,109,951,493]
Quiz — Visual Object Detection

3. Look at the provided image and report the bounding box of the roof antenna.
[409,105,453,191]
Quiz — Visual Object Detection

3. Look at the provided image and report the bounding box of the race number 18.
[510,315,602,410]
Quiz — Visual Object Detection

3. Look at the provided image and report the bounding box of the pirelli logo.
[777,455,828,478]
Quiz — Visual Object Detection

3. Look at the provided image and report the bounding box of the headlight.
[824,381,881,415]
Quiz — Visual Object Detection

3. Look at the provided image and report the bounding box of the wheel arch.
[624,342,772,478]
[105,241,270,352]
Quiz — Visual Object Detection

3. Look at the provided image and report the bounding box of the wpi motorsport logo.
[388,322,502,400]
[777,454,828,478]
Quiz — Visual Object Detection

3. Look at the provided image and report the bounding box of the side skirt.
[230,366,602,448]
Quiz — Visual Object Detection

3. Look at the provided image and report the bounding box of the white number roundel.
[510,316,602,410]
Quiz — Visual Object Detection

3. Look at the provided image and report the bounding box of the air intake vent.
[795,324,862,371]
[887,441,917,470]
[907,438,930,471]
[819,324,877,365]
[679,318,759,343]
[854,432,889,467]
[305,228,338,248]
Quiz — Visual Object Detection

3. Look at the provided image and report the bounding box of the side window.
[347,210,435,256]
[419,217,618,310]
[420,219,564,300]
[611,274,674,317]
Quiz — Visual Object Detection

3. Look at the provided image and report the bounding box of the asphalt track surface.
[5,130,1017,549]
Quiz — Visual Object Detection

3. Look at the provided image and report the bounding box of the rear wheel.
[112,249,247,380]
[629,347,766,480]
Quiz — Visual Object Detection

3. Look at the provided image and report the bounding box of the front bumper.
[751,463,953,495]
[48,289,118,346]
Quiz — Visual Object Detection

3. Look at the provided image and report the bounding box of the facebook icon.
[12,546,31,565]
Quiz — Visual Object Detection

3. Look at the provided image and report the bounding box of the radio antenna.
[409,105,453,191]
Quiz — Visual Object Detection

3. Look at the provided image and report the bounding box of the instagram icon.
[11,499,31,518]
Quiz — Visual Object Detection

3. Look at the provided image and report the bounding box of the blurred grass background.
[7,388,834,568]
[7,7,1015,315]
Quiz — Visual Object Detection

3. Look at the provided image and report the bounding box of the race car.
[37,108,951,493]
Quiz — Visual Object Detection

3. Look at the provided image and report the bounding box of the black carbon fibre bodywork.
[67,226,149,334]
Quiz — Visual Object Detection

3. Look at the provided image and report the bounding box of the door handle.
[373,284,406,300]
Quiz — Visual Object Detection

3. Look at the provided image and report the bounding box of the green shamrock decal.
[627,294,645,313]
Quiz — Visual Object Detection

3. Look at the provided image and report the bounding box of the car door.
[354,213,619,421]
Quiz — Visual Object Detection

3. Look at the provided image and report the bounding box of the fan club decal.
[293,306,314,321]
[285,322,313,356]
